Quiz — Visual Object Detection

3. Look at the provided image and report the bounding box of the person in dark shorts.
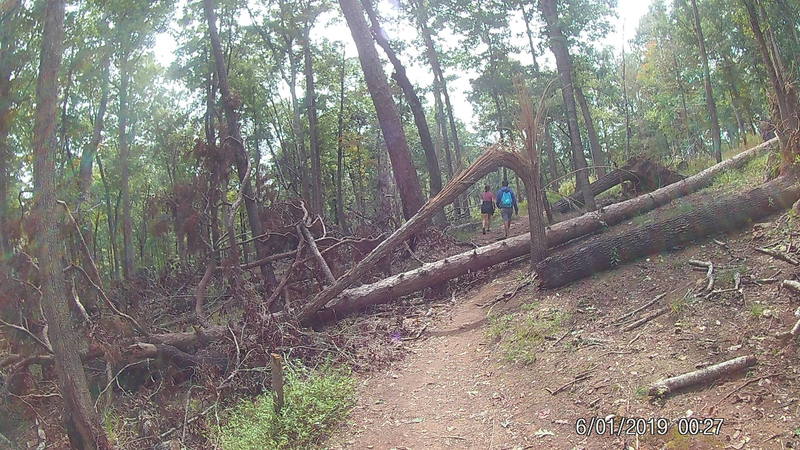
[480,185,495,234]
[495,180,518,238]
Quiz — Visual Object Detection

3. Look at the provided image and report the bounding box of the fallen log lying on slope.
[536,175,800,288]
[304,139,777,321]
[553,156,685,212]
[649,355,757,397]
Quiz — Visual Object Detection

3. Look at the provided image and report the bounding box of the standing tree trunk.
[516,78,548,269]
[414,0,465,217]
[689,0,723,162]
[575,86,607,177]
[335,47,349,233]
[539,0,596,211]
[32,1,110,447]
[76,54,110,212]
[362,0,445,224]
[742,0,799,173]
[203,0,278,292]
[544,120,559,187]
[303,27,324,217]
[117,54,135,279]
[338,0,426,220]
[0,3,18,265]
[520,2,540,72]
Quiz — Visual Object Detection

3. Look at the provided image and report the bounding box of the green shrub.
[215,361,356,450]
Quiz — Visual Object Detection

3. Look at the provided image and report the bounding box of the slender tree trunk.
[575,86,607,177]
[335,48,349,233]
[539,0,596,211]
[203,0,278,291]
[689,0,722,162]
[670,48,694,153]
[622,36,632,159]
[0,24,12,264]
[742,0,798,174]
[76,54,110,212]
[544,120,559,186]
[118,55,135,278]
[520,2,540,72]
[97,154,119,278]
[289,53,310,206]
[434,88,454,180]
[32,1,109,447]
[303,27,324,217]
[362,0,441,196]
[338,0,426,220]
[362,0,445,224]
[414,0,464,216]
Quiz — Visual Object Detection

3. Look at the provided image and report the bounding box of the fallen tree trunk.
[648,355,757,397]
[553,156,685,213]
[303,139,777,320]
[537,175,800,288]
[297,145,531,323]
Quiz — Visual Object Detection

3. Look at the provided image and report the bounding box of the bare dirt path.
[330,271,539,449]
[328,259,615,450]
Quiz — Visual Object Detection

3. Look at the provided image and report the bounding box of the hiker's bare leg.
[504,220,510,237]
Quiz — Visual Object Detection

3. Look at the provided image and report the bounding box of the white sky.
[152,0,653,132]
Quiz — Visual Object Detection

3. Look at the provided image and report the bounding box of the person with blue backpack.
[496,180,519,238]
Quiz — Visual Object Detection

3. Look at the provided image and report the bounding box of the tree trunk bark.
[544,120,559,186]
[303,28,324,217]
[575,86,607,177]
[76,54,110,212]
[303,139,776,321]
[537,175,800,288]
[32,1,110,447]
[339,0,426,220]
[539,0,596,211]
[520,2,540,72]
[414,0,464,217]
[742,0,799,173]
[689,0,723,163]
[0,6,16,262]
[335,48,349,233]
[118,54,135,279]
[203,0,278,292]
[362,0,444,224]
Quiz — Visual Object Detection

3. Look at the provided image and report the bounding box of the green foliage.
[214,361,355,450]
[487,307,571,364]
[749,302,766,318]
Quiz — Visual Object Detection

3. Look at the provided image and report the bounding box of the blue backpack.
[499,190,513,208]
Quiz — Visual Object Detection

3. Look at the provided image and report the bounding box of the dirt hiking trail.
[330,204,800,450]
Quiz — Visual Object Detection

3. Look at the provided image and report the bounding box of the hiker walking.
[479,185,495,234]
[496,180,518,238]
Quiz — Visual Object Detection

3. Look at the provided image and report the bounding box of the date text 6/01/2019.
[574,417,724,437]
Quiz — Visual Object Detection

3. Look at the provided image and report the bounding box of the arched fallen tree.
[297,145,535,323]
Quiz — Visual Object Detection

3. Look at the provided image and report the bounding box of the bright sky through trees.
[153,0,652,131]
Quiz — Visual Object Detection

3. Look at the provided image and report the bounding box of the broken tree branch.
[621,307,669,332]
[782,280,800,294]
[755,247,799,265]
[297,222,335,285]
[689,260,715,292]
[59,201,147,335]
[613,293,666,324]
[649,355,757,397]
